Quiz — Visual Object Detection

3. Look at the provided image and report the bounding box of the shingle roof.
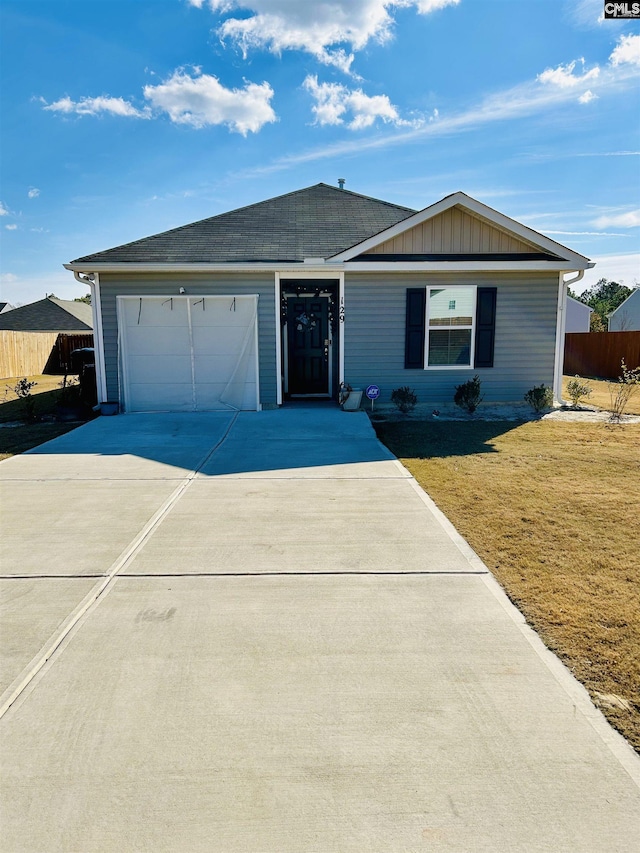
[0,297,93,331]
[71,183,416,265]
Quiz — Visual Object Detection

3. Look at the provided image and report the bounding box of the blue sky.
[1,0,639,305]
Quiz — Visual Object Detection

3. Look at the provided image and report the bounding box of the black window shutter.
[474,287,497,368]
[405,288,426,369]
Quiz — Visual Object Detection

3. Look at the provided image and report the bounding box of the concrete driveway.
[1,408,639,852]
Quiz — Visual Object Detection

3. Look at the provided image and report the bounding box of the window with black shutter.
[474,287,497,368]
[405,285,497,369]
[405,288,426,368]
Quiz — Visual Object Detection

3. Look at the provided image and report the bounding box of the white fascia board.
[329,191,591,268]
[64,262,336,274]
[65,259,591,275]
[342,261,590,272]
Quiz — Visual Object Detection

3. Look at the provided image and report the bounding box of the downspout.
[74,271,108,403]
[553,269,586,404]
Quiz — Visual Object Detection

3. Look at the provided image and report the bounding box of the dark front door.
[287,297,330,395]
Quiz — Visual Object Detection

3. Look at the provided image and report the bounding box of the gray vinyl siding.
[344,272,559,404]
[98,273,277,406]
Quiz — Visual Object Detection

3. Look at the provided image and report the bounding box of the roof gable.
[330,192,591,267]
[608,288,640,317]
[361,204,543,257]
[567,296,593,314]
[70,184,415,265]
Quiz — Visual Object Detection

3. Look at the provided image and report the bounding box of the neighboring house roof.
[71,184,416,265]
[607,288,640,330]
[0,296,93,331]
[0,302,15,313]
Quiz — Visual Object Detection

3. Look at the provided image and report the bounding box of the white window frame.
[424,285,477,370]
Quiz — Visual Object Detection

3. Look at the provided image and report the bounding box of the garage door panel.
[124,297,189,327]
[190,298,256,328]
[193,383,231,409]
[191,327,249,356]
[128,383,194,412]
[193,354,246,378]
[126,327,191,356]
[128,355,193,385]
[196,382,257,410]
[119,295,258,413]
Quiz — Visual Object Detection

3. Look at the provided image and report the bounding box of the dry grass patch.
[1,374,73,424]
[562,374,640,415]
[0,374,84,459]
[374,418,640,751]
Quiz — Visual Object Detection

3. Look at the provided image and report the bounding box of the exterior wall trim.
[65,261,585,274]
[553,274,568,404]
[92,273,108,403]
[341,262,585,272]
[274,270,344,404]
[274,274,283,405]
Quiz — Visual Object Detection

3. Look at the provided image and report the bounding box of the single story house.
[608,288,640,331]
[565,296,593,333]
[65,183,593,412]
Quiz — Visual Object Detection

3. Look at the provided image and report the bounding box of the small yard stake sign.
[365,384,380,412]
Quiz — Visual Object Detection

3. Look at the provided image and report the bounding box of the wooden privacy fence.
[0,331,93,378]
[564,331,640,379]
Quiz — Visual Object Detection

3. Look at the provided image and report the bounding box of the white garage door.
[118,295,259,412]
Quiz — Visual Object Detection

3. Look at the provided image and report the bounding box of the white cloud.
[43,95,149,118]
[578,89,598,104]
[242,44,640,175]
[0,202,9,216]
[592,210,640,228]
[143,70,276,134]
[610,33,640,68]
[538,58,600,88]
[5,224,18,230]
[303,75,421,130]
[414,0,460,9]
[41,69,276,135]
[576,253,640,293]
[568,0,605,28]
[196,0,459,73]
[28,187,40,199]
[0,272,90,305]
